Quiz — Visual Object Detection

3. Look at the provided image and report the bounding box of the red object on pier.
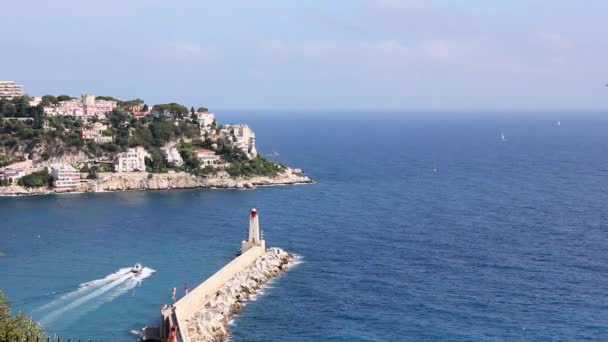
[251,208,258,217]
[167,325,177,342]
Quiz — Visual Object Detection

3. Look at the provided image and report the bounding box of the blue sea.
[2,112,608,341]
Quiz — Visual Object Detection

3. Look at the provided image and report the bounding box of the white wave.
[35,267,132,313]
[129,329,142,336]
[290,254,303,267]
[36,266,155,328]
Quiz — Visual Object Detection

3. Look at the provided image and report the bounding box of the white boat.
[131,263,143,274]
[501,132,506,142]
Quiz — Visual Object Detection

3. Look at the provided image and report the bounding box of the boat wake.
[34,266,155,329]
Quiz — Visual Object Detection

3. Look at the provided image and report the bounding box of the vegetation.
[18,169,52,188]
[56,95,74,102]
[152,103,189,117]
[95,95,120,102]
[0,95,287,180]
[0,97,44,129]
[0,156,11,168]
[0,178,14,187]
[176,143,202,172]
[145,148,169,173]
[40,95,58,106]
[226,156,284,178]
[0,290,46,341]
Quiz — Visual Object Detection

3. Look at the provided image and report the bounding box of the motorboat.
[131,263,143,274]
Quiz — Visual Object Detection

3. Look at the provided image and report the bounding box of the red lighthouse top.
[250,208,258,218]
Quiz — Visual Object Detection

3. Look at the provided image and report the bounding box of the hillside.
[0,95,285,179]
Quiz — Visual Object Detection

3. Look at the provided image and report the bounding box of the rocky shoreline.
[185,248,295,342]
[0,168,312,197]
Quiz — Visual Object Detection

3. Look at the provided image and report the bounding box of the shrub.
[226,157,284,177]
[0,290,46,340]
[18,169,52,188]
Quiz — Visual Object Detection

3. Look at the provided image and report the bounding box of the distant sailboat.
[501,132,507,142]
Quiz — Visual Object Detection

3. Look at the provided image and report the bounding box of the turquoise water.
[2,112,608,341]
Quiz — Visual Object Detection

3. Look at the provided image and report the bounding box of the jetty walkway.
[143,209,294,342]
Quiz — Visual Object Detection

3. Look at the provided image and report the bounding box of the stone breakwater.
[185,248,295,342]
[0,168,312,196]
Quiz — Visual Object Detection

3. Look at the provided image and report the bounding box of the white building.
[44,99,84,117]
[162,147,184,167]
[114,146,150,172]
[82,94,117,118]
[220,124,257,158]
[0,81,24,99]
[194,149,221,166]
[42,93,117,118]
[29,96,42,107]
[240,208,265,254]
[196,111,215,131]
[49,164,80,188]
[80,122,112,144]
[0,160,33,181]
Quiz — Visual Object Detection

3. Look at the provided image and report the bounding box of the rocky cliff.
[185,248,295,342]
[0,168,312,196]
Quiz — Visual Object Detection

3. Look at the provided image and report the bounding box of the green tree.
[96,95,121,102]
[56,95,73,102]
[114,128,130,148]
[145,148,168,173]
[151,120,176,146]
[177,145,201,171]
[130,126,153,148]
[40,95,58,106]
[107,108,130,128]
[0,290,46,341]
[18,169,52,188]
[152,103,188,116]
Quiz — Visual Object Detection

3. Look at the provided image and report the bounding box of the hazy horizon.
[2,0,607,111]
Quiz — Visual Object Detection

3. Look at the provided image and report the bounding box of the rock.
[185,248,297,342]
[0,167,312,196]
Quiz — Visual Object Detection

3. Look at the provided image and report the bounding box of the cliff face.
[36,152,92,167]
[92,171,201,191]
[0,168,312,196]
[0,185,52,196]
[92,168,311,192]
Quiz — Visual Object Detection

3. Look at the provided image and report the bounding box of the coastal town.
[0,80,311,195]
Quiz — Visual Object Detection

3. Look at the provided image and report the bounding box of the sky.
[1,0,607,111]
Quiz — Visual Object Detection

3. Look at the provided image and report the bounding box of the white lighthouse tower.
[240,208,266,254]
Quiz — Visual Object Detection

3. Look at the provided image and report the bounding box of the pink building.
[43,94,116,118]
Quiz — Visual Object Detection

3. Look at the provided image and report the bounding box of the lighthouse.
[240,208,266,254]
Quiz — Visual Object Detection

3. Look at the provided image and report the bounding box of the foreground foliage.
[0,290,46,341]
